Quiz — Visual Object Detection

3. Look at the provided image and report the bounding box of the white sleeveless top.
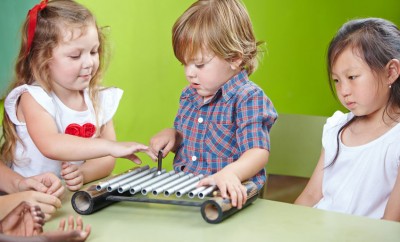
[4,84,123,177]
[314,111,400,219]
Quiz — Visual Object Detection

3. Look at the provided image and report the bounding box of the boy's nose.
[184,66,196,79]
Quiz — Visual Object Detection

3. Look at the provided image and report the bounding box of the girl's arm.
[0,192,61,221]
[0,162,25,193]
[19,92,154,161]
[294,149,325,206]
[382,166,400,221]
[79,121,117,184]
[0,163,64,197]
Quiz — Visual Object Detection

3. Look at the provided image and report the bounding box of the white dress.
[4,84,123,178]
[314,111,400,219]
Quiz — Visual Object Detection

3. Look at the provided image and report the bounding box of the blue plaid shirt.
[173,70,277,189]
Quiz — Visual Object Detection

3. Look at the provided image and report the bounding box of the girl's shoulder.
[6,84,49,100]
[4,84,53,124]
[325,111,353,129]
[96,87,123,124]
[98,87,123,102]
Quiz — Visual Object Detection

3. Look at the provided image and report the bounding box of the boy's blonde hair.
[1,0,108,164]
[172,0,263,75]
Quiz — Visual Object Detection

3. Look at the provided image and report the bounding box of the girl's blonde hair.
[172,0,264,75]
[1,0,109,164]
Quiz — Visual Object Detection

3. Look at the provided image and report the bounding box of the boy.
[150,0,277,208]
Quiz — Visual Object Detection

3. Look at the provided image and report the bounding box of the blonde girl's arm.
[382,166,400,221]
[294,149,325,206]
[79,120,117,184]
[19,92,155,161]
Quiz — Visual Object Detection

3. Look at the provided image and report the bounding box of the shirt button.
[198,117,204,123]
[191,156,197,161]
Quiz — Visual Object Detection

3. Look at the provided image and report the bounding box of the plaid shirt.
[173,70,277,189]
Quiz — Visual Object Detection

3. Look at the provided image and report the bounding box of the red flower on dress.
[65,123,96,138]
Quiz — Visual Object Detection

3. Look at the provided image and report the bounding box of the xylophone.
[71,165,259,224]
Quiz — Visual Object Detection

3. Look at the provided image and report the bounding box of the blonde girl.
[1,0,155,191]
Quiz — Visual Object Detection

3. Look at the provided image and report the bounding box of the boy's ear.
[387,59,400,85]
[230,57,243,70]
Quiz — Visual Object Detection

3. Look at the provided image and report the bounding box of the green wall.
[0,0,38,97]
[1,0,399,173]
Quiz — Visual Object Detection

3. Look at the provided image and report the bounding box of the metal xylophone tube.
[176,182,201,198]
[188,186,208,199]
[133,170,176,195]
[71,166,259,224]
[141,171,185,195]
[108,167,157,192]
[96,165,150,191]
[164,174,204,196]
[198,185,217,199]
[118,169,163,193]
[152,173,194,195]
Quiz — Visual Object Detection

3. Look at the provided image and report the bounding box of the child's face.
[183,50,241,100]
[49,24,100,95]
[331,47,390,117]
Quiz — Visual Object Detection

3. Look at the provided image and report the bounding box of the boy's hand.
[198,170,248,209]
[61,162,84,191]
[16,191,61,221]
[149,128,181,158]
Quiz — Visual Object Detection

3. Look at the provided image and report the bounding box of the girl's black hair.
[326,18,400,167]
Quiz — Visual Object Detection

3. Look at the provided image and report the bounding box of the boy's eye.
[195,64,205,68]
[91,50,98,55]
[70,55,80,59]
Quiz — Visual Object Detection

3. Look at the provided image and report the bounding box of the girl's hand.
[198,170,248,209]
[0,202,44,236]
[111,142,157,164]
[18,173,65,198]
[61,162,84,191]
[16,191,61,221]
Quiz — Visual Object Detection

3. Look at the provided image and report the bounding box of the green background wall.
[1,0,399,173]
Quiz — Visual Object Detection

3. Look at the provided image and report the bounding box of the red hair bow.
[65,123,97,138]
[26,0,49,55]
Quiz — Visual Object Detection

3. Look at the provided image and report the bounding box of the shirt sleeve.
[4,85,55,125]
[322,111,350,149]
[98,87,123,125]
[236,87,277,152]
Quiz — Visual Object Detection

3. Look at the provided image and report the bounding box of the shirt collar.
[181,69,249,106]
[220,70,249,102]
